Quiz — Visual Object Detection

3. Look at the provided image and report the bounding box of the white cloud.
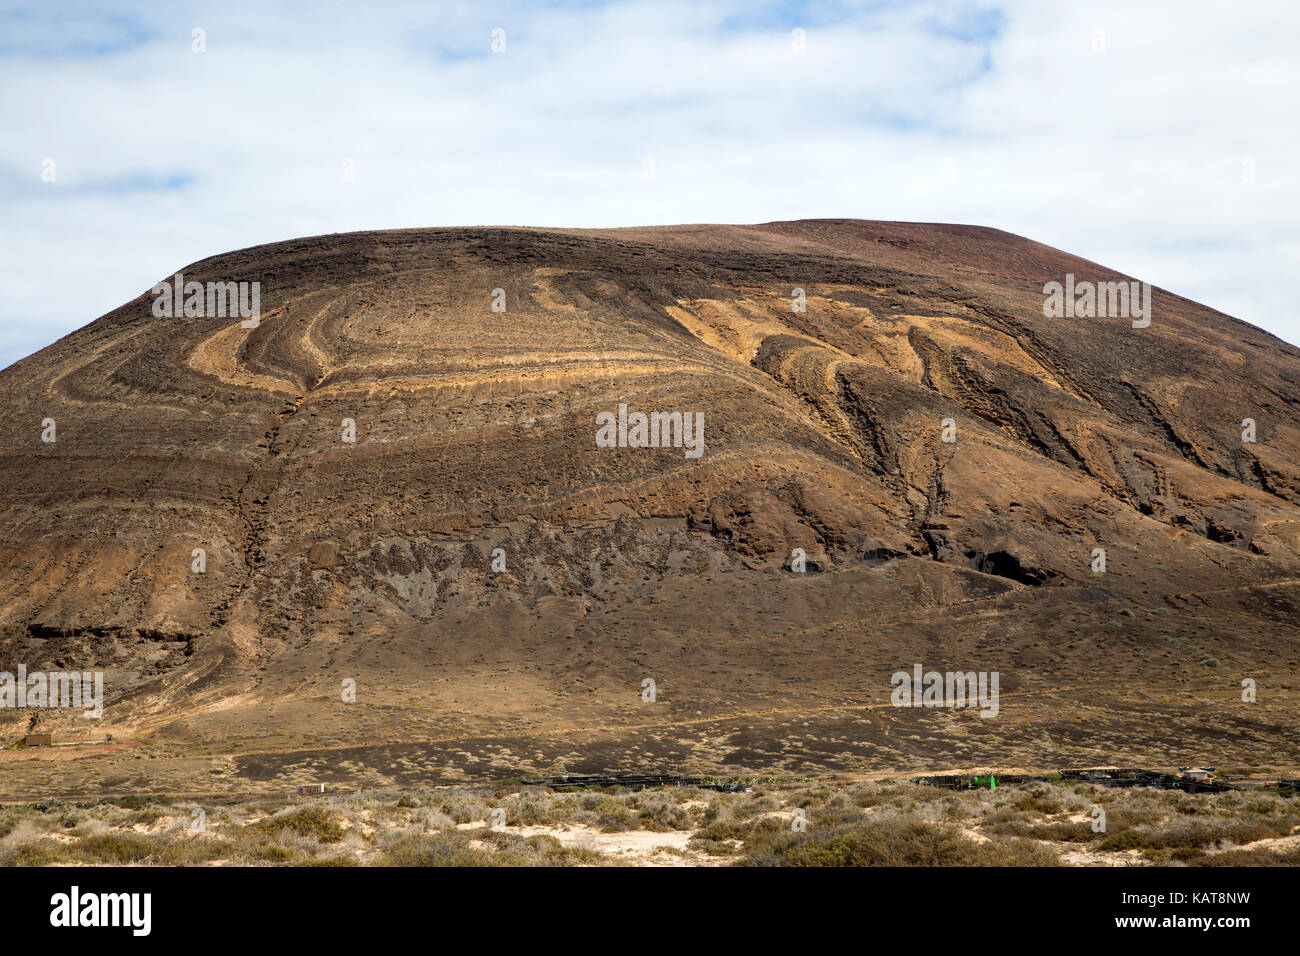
[1,0,1297,370]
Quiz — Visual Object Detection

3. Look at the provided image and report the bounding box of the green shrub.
[256,805,345,843]
[77,832,159,863]
[1098,829,1145,851]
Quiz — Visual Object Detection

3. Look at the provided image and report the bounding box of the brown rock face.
[1,220,1298,791]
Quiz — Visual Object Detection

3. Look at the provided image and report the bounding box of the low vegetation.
[0,779,1295,866]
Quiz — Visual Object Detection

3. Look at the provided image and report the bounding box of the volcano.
[1,220,1297,798]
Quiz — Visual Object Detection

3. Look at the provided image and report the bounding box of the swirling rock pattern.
[1,220,1298,790]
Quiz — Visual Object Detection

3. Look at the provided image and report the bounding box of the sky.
[2,0,1298,370]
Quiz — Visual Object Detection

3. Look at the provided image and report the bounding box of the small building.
[297,784,325,796]
[1182,767,1212,782]
[23,733,52,747]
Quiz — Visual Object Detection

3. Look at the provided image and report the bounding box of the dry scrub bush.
[738,816,1060,867]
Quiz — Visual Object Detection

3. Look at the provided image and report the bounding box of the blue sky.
[2,0,1298,369]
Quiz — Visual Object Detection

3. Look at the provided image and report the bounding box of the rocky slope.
[1,220,1297,791]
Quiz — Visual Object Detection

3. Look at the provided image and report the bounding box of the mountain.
[1,220,1297,797]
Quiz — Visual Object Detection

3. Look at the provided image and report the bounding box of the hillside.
[1,220,1297,797]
